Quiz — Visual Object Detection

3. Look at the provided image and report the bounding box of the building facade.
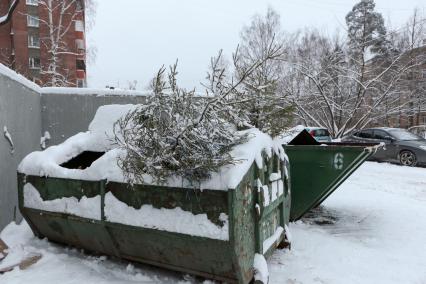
[0,0,86,87]
[368,44,426,129]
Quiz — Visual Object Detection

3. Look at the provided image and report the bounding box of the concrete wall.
[0,74,147,230]
[0,73,42,230]
[41,91,146,146]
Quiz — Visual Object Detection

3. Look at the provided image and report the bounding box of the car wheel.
[399,150,417,166]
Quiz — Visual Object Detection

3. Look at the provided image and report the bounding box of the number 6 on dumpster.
[334,153,344,170]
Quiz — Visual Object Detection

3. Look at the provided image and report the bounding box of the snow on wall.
[104,193,229,240]
[0,63,151,97]
[0,64,41,92]
[3,126,14,154]
[40,87,150,97]
[40,131,51,149]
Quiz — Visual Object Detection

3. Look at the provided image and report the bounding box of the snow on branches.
[0,0,18,25]
[113,62,247,185]
[114,41,282,185]
[235,7,293,136]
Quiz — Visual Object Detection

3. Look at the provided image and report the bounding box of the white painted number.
[334,153,344,170]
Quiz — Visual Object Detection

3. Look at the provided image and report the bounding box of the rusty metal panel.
[231,167,257,284]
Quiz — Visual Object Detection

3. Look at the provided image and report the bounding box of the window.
[77,79,85,88]
[27,15,39,27]
[29,57,40,69]
[313,129,330,137]
[357,130,373,139]
[372,130,388,140]
[76,59,86,71]
[28,34,40,48]
[76,0,83,11]
[75,20,84,32]
[26,0,38,5]
[75,39,84,50]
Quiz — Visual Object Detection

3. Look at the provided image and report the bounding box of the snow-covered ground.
[1,162,426,284]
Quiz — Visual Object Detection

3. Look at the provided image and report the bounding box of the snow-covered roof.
[18,104,286,191]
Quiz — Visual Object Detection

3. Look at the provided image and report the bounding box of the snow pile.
[24,183,101,220]
[19,104,287,191]
[18,105,137,181]
[200,128,286,190]
[0,222,37,272]
[253,254,269,283]
[0,221,169,283]
[2,162,426,283]
[105,193,229,240]
[269,161,426,284]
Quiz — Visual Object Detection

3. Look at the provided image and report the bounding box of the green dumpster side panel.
[285,145,372,221]
[107,182,228,226]
[25,175,101,200]
[106,222,234,282]
[17,148,291,284]
[23,209,119,256]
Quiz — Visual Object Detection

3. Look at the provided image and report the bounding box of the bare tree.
[390,8,426,126]
[23,0,95,86]
[0,0,19,25]
[114,43,282,184]
[235,7,293,136]
[284,27,419,137]
[35,0,81,86]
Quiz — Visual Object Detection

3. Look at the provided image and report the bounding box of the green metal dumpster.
[283,130,379,221]
[17,105,291,284]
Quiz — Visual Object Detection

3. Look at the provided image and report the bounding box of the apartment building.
[0,0,86,87]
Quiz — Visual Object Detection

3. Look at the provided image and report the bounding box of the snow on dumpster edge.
[18,104,288,191]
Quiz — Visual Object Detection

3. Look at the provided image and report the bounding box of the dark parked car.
[305,127,332,142]
[342,127,426,166]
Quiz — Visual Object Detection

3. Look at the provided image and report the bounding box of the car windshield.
[388,129,423,141]
[314,129,330,136]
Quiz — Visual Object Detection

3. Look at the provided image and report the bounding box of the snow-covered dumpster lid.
[18,104,286,191]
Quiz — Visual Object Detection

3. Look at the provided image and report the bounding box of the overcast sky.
[87,0,425,90]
